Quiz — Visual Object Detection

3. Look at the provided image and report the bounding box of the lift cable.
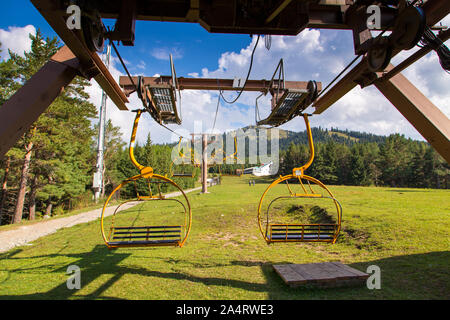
[418,26,450,72]
[109,39,137,92]
[316,55,362,100]
[218,35,261,105]
[108,36,192,140]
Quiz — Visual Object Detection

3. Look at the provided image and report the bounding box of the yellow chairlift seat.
[104,182,189,248]
[257,114,342,244]
[100,110,192,249]
[170,137,196,178]
[108,226,183,247]
[172,172,194,178]
[261,181,342,243]
[208,136,239,176]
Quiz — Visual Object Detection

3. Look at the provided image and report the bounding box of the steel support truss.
[313,0,450,163]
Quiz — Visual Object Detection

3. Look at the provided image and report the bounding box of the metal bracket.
[107,0,137,46]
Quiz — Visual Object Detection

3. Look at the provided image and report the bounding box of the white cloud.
[6,23,444,146]
[151,47,183,61]
[0,25,36,60]
[183,28,449,142]
[136,60,146,70]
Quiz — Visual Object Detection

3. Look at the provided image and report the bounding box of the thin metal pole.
[202,134,208,194]
[94,43,111,201]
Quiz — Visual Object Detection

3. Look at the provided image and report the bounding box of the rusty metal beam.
[266,0,293,24]
[120,76,321,96]
[374,68,450,163]
[313,0,449,115]
[31,0,129,110]
[97,1,400,33]
[0,46,80,159]
[185,0,200,21]
[107,0,137,46]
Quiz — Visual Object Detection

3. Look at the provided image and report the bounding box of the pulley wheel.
[137,76,146,101]
[367,37,392,72]
[391,6,426,50]
[307,80,318,104]
[81,13,105,53]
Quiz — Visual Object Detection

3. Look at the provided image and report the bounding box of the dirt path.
[0,187,202,253]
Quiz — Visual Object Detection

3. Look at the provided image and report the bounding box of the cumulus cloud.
[3,23,447,145]
[151,47,183,61]
[187,28,449,142]
[0,25,36,60]
[101,27,445,145]
[136,60,146,70]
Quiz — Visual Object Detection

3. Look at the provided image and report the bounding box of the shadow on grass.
[386,189,431,193]
[0,245,448,300]
[285,204,335,224]
[241,177,276,185]
[0,245,129,300]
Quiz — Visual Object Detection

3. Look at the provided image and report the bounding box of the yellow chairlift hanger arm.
[292,114,314,178]
[129,109,153,178]
[222,136,238,163]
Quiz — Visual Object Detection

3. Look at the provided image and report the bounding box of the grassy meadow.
[0,176,448,300]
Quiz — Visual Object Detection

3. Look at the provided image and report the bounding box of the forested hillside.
[279,133,448,188]
[217,127,449,189]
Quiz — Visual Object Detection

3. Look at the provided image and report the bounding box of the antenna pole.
[93,43,111,202]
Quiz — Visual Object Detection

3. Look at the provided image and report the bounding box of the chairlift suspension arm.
[170,139,196,178]
[292,114,315,177]
[222,136,238,163]
[129,110,146,172]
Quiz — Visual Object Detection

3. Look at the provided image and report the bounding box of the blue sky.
[0,1,251,76]
[1,1,449,144]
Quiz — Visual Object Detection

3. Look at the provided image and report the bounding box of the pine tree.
[409,143,427,188]
[349,145,368,186]
[378,134,411,187]
[320,141,339,184]
[5,29,97,221]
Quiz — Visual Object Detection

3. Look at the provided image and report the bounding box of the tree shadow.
[386,189,430,193]
[0,245,130,300]
[0,245,448,300]
[285,204,335,224]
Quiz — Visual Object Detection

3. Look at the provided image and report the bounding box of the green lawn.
[0,176,448,300]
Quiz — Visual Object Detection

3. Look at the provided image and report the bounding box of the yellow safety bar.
[257,114,342,244]
[222,136,238,163]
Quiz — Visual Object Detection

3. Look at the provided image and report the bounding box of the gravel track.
[0,187,201,253]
